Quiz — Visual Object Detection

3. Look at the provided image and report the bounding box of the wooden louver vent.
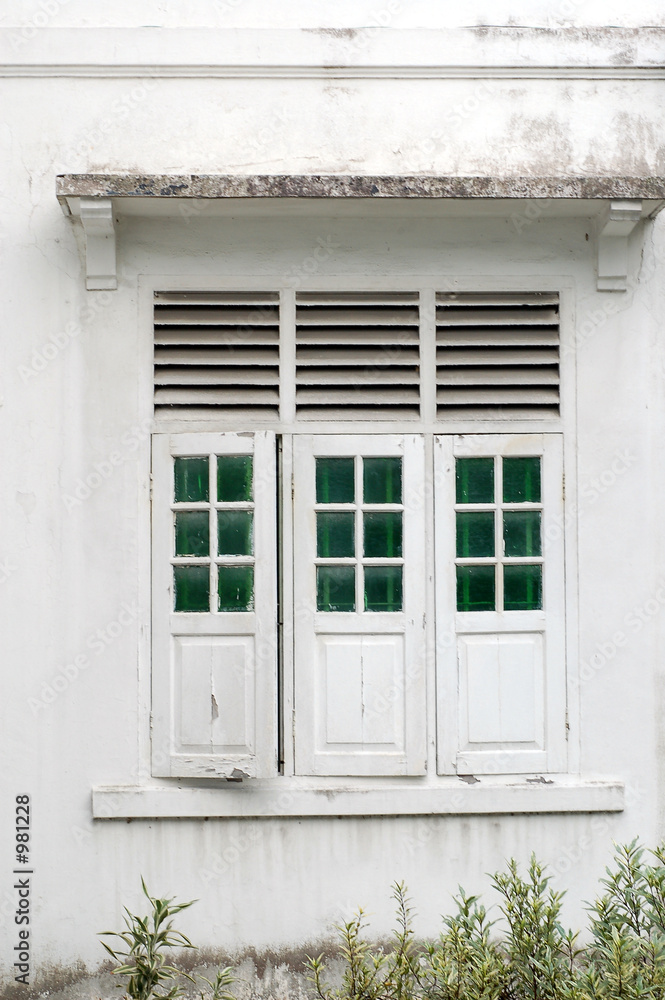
[295,292,420,419]
[436,292,560,418]
[153,292,280,418]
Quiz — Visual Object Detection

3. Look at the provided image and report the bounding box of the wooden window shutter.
[434,434,567,776]
[292,434,427,776]
[151,431,278,779]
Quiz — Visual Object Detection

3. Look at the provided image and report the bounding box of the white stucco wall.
[1,2,665,993]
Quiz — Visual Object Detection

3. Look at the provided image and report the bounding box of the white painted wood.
[152,431,278,779]
[293,434,427,776]
[435,433,567,776]
[460,633,544,745]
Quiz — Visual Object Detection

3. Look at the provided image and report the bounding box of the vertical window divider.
[209,452,215,613]
[419,288,436,425]
[356,453,362,614]
[496,456,504,613]
[280,289,296,425]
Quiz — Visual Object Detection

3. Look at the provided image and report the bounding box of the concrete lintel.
[598,199,643,292]
[78,197,117,291]
[57,173,665,203]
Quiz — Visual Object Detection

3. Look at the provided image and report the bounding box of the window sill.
[92,777,624,819]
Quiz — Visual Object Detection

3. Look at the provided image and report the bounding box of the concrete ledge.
[57,174,665,202]
[93,779,625,819]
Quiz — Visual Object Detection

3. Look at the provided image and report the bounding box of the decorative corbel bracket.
[79,198,117,290]
[597,199,643,292]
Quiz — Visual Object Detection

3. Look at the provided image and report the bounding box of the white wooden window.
[435,434,566,775]
[151,432,278,779]
[150,287,569,785]
[292,435,427,776]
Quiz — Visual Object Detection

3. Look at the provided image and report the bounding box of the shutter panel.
[152,431,277,779]
[436,293,560,419]
[295,292,420,419]
[435,434,567,775]
[153,292,280,419]
[292,434,427,776]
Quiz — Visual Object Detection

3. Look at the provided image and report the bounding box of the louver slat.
[153,292,280,418]
[295,292,420,419]
[436,293,560,418]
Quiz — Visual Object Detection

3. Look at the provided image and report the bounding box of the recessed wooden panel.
[174,635,254,752]
[319,634,403,749]
[459,633,544,747]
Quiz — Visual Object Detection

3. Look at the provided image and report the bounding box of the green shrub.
[100,879,235,1000]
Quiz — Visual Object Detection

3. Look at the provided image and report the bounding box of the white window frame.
[92,274,627,819]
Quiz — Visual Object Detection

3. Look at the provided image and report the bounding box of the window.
[151,287,567,784]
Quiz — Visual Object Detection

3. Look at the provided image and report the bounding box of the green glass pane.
[503,457,541,503]
[317,512,355,557]
[363,512,403,558]
[363,457,402,504]
[317,566,356,612]
[504,511,542,557]
[456,512,495,558]
[217,455,253,502]
[218,511,253,556]
[504,565,542,611]
[455,458,494,504]
[218,565,254,612]
[456,565,495,611]
[316,457,355,503]
[174,511,210,557]
[174,564,209,612]
[364,566,403,612]
[174,456,209,502]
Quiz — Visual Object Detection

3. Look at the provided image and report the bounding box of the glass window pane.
[456,512,495,558]
[316,457,355,503]
[218,565,254,612]
[456,565,495,611]
[504,564,542,610]
[317,566,356,612]
[363,457,402,504]
[364,566,403,612]
[456,458,494,504]
[174,564,209,612]
[174,456,209,502]
[217,455,253,502]
[503,457,541,503]
[317,512,355,558]
[174,511,210,557]
[363,512,403,558]
[217,511,254,556]
[504,511,542,557]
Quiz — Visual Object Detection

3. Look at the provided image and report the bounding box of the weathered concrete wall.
[1,2,665,997]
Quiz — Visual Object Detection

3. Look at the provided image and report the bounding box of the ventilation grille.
[436,292,560,418]
[153,292,280,418]
[295,292,420,419]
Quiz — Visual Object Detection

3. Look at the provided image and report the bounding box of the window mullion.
[280,288,296,424]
